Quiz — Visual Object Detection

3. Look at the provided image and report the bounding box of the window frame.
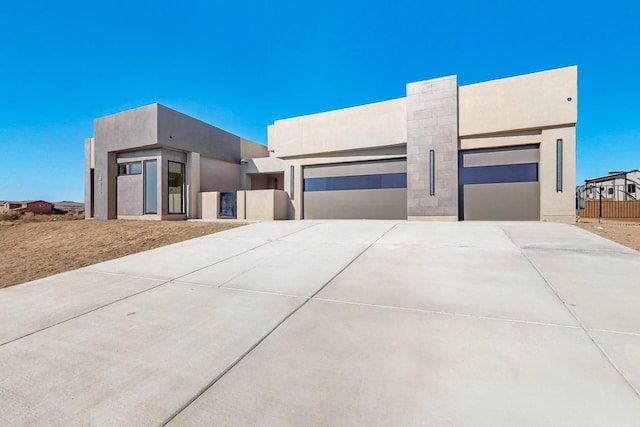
[168,161,186,214]
[118,161,142,176]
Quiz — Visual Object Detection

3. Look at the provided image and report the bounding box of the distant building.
[0,200,53,215]
[0,201,25,213]
[581,170,640,201]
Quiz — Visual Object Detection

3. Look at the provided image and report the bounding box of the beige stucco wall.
[240,138,268,159]
[268,98,407,158]
[242,190,289,220]
[198,192,218,220]
[457,66,577,223]
[200,156,241,192]
[459,66,577,136]
[539,126,576,223]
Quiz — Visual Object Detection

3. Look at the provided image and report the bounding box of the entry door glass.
[144,160,157,214]
[168,161,185,214]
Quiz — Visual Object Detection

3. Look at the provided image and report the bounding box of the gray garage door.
[303,159,407,219]
[458,145,540,221]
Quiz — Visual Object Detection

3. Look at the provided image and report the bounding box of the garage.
[303,159,407,219]
[458,145,540,220]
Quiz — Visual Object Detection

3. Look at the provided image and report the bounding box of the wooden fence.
[578,200,640,218]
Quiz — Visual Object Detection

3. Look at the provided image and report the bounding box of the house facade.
[580,170,640,202]
[85,66,577,222]
[84,104,267,220]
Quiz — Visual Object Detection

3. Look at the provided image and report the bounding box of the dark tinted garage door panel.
[459,145,540,221]
[303,159,407,219]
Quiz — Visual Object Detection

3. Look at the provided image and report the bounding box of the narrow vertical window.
[556,139,563,192]
[290,165,295,200]
[429,149,435,196]
[168,161,185,214]
[144,160,157,214]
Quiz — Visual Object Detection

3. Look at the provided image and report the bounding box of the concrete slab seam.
[160,222,400,426]
[0,280,171,348]
[176,281,308,300]
[588,329,640,338]
[81,268,178,282]
[2,223,321,348]
[520,247,637,256]
[313,297,582,330]
[499,225,640,401]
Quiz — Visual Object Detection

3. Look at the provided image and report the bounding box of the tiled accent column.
[406,76,459,220]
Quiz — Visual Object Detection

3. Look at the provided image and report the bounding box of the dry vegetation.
[0,214,244,289]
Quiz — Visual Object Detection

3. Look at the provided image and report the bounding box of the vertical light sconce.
[429,149,435,196]
[556,139,563,192]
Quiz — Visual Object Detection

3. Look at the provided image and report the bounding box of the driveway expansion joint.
[161,222,400,425]
[500,225,640,401]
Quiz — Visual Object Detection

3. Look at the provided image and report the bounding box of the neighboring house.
[0,201,25,213]
[581,170,640,201]
[85,66,577,223]
[1,200,54,215]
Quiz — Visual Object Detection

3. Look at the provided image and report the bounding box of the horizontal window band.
[303,158,406,179]
[459,144,540,155]
[304,173,407,192]
[459,163,538,185]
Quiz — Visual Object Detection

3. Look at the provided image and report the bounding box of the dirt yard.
[575,220,640,251]
[0,217,244,289]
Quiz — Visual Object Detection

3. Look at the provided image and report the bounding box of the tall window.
[168,161,185,214]
[144,160,157,214]
[556,139,563,192]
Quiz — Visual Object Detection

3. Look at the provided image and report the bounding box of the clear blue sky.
[1,0,638,202]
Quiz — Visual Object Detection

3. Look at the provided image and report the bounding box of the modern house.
[579,170,640,202]
[85,66,577,222]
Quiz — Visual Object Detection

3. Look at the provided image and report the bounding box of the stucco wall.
[200,156,241,192]
[539,125,576,223]
[116,174,143,216]
[92,105,158,219]
[240,138,268,159]
[156,104,244,163]
[243,190,289,220]
[268,98,407,158]
[459,66,577,136]
[84,138,93,218]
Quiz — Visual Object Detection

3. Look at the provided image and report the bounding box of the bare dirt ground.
[576,219,640,252]
[0,216,244,289]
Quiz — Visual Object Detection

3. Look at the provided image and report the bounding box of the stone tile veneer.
[406,76,459,218]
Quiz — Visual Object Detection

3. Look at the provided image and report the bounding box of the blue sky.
[1,0,638,202]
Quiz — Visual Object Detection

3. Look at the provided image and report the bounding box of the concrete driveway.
[1,220,640,426]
